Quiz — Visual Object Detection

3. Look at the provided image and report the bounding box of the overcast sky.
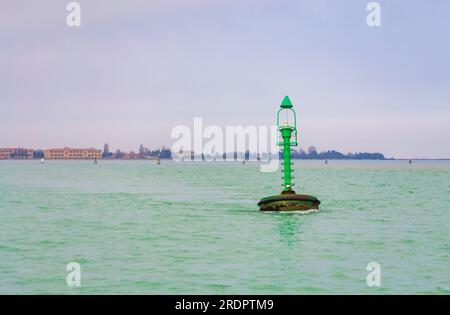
[1,0,449,158]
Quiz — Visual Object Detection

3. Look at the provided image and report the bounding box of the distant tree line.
[290,146,385,160]
[139,144,172,159]
[101,143,172,159]
[186,149,385,161]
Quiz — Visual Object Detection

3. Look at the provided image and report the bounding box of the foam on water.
[263,209,320,215]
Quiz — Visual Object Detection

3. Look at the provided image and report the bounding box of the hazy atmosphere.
[1,0,449,158]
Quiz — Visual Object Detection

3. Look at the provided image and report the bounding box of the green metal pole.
[281,127,293,192]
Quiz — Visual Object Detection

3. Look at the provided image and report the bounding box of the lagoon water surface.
[1,160,449,294]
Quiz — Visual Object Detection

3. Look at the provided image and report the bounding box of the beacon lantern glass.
[277,97,297,146]
[280,108,294,127]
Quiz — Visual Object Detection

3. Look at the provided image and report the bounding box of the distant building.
[103,143,110,158]
[44,147,101,160]
[102,143,113,159]
[0,148,34,160]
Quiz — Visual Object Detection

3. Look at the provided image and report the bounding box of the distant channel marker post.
[258,96,321,211]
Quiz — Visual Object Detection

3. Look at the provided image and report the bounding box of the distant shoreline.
[4,147,448,161]
[1,158,450,161]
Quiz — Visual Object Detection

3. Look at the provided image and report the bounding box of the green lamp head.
[280,95,293,108]
[277,96,298,146]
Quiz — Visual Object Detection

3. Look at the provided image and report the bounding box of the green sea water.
[0,160,449,294]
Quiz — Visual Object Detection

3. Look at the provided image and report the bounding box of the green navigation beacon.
[258,96,320,211]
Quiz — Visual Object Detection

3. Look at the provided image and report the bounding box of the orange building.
[44,147,101,160]
[0,148,34,160]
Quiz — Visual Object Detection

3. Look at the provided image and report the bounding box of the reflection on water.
[276,213,306,247]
